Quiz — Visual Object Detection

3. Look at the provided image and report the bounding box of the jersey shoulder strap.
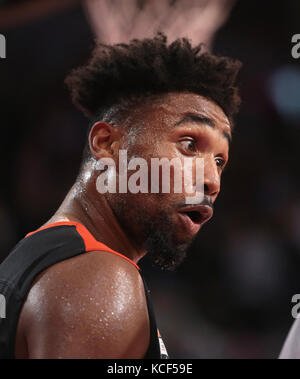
[0,221,167,358]
[26,221,140,270]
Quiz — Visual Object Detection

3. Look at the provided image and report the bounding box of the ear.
[89,121,120,159]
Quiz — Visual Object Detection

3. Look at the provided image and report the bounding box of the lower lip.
[177,213,202,236]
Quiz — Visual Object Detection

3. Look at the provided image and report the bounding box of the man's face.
[106,92,231,270]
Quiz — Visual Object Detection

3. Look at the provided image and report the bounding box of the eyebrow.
[175,113,232,145]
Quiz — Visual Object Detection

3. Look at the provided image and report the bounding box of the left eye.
[215,157,226,169]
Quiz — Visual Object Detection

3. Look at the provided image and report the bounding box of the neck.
[45,172,145,264]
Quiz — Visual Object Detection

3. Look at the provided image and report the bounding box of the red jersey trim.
[25,221,140,270]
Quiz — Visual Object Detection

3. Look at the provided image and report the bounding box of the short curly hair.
[66,33,241,160]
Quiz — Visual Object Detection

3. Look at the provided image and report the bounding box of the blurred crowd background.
[0,0,300,358]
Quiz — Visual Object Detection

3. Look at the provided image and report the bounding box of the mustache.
[200,195,213,208]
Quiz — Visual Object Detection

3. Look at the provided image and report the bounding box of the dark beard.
[110,195,194,270]
[142,211,191,271]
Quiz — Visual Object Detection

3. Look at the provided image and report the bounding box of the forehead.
[138,92,231,134]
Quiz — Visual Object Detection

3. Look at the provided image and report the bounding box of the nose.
[203,156,220,199]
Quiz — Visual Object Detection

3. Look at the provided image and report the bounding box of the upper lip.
[177,205,213,224]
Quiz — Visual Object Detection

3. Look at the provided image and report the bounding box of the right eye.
[178,138,197,154]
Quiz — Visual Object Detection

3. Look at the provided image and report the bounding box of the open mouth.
[184,210,204,224]
[177,205,213,235]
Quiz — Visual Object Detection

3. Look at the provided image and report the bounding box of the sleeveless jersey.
[0,221,169,359]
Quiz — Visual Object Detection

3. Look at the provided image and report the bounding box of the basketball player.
[0,34,241,358]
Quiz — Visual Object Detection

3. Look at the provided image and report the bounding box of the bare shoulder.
[17,251,149,359]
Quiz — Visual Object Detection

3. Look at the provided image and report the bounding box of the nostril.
[204,183,219,197]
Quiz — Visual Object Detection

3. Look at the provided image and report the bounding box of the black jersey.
[0,221,168,359]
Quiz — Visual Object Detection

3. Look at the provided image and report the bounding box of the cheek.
[147,146,185,197]
[124,129,159,157]
[116,138,190,203]
[152,147,197,201]
[152,139,179,158]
